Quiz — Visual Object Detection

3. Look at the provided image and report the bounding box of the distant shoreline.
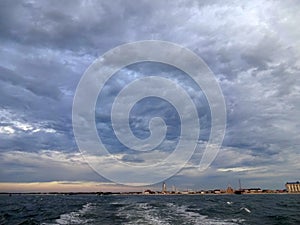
[1,192,299,196]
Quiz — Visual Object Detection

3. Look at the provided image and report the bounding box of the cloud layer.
[0,0,299,189]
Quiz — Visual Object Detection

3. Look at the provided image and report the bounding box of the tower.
[162,182,167,193]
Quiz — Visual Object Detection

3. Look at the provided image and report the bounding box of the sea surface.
[0,194,300,225]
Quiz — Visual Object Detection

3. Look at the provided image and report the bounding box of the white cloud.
[0,109,56,134]
[0,126,15,134]
[217,167,264,173]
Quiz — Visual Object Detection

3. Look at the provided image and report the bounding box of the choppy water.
[0,194,299,225]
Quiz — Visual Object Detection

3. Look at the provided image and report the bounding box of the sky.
[0,0,299,192]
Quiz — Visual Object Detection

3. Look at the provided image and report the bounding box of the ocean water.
[0,194,300,225]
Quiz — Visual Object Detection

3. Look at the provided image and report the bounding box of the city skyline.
[1,180,299,194]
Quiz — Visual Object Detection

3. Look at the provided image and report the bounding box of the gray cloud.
[0,66,62,100]
[0,0,299,188]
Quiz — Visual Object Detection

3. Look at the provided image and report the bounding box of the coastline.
[1,191,299,196]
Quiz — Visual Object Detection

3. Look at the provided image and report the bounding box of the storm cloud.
[0,0,299,189]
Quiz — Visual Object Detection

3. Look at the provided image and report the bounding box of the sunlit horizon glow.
[0,181,145,193]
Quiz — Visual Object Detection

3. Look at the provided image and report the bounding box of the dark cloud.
[0,66,62,100]
[0,0,299,188]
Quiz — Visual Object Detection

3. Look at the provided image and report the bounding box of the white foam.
[48,202,95,225]
[117,201,244,225]
[171,203,243,225]
[240,207,251,213]
[118,202,171,225]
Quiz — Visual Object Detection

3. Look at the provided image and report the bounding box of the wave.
[42,202,95,225]
[171,203,243,225]
[117,202,170,225]
[116,201,244,225]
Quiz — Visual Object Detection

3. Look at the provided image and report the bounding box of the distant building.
[144,189,155,195]
[246,188,262,194]
[286,181,300,193]
[286,182,300,193]
[162,182,167,193]
[226,186,234,194]
[214,189,221,194]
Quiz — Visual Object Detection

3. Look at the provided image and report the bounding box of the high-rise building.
[285,181,300,193]
[162,182,167,193]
